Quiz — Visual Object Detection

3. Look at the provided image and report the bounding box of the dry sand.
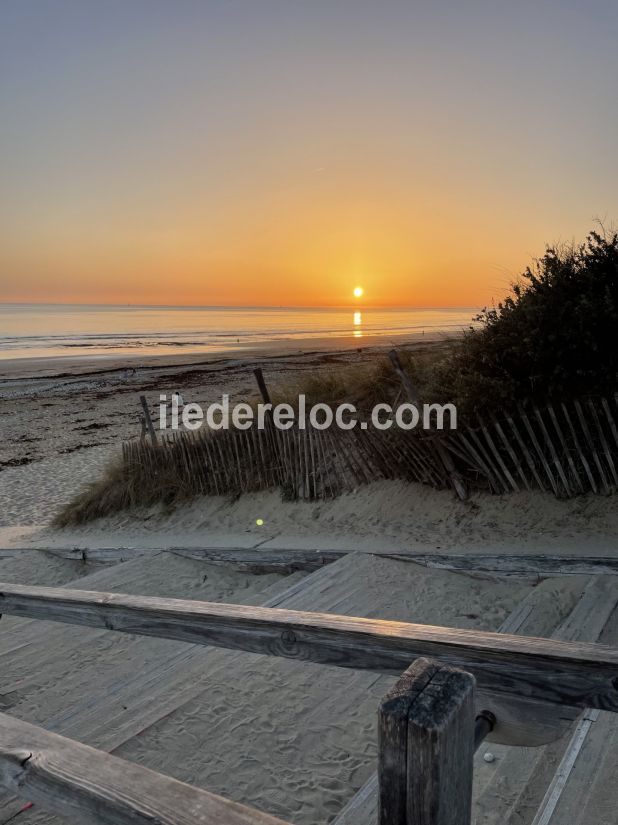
[1,345,617,824]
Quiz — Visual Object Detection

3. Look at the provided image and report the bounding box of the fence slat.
[588,399,618,489]
[547,404,584,493]
[478,417,519,492]
[493,418,531,490]
[519,408,558,494]
[534,406,570,495]
[574,400,609,494]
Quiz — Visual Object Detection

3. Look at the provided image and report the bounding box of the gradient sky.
[1,0,617,307]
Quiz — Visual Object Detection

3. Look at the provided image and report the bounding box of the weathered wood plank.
[478,416,519,492]
[1,582,617,712]
[9,547,618,578]
[0,712,291,825]
[378,657,475,825]
[0,546,346,572]
[171,547,344,572]
[377,553,618,577]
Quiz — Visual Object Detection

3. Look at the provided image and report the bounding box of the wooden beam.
[5,548,618,578]
[253,367,272,405]
[0,711,291,825]
[139,395,157,445]
[377,553,618,578]
[0,546,345,572]
[378,657,475,825]
[0,582,617,712]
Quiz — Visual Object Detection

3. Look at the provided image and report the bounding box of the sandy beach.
[1,341,618,825]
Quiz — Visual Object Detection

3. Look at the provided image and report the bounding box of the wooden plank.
[377,552,618,577]
[534,405,571,495]
[478,416,519,492]
[601,397,618,450]
[7,548,618,579]
[561,401,597,493]
[588,398,618,489]
[574,399,609,494]
[378,657,475,825]
[1,546,346,572]
[493,417,531,490]
[519,408,558,494]
[506,414,546,490]
[0,711,291,825]
[456,431,502,491]
[171,547,345,572]
[529,709,600,825]
[547,403,584,493]
[332,774,379,825]
[468,428,510,493]
[0,582,617,712]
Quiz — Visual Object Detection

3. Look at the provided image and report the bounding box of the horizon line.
[0,301,482,311]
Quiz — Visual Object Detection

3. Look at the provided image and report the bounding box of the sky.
[1,0,617,308]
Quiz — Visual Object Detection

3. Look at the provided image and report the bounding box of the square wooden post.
[378,657,476,825]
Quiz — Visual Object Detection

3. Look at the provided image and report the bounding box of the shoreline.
[0,328,457,380]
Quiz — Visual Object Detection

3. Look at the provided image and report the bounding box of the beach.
[0,330,455,525]
[2,337,618,825]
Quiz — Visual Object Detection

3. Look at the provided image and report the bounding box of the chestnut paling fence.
[124,394,618,501]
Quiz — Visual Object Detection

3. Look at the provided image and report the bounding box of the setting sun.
[353,287,364,298]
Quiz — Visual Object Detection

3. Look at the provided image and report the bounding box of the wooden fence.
[123,394,618,501]
[0,581,617,825]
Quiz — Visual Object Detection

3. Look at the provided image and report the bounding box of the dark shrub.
[430,230,618,417]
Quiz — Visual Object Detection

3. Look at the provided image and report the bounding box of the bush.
[430,230,618,417]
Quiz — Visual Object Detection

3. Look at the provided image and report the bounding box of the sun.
[353,286,364,298]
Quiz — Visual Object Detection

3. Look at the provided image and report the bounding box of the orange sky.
[1,2,617,308]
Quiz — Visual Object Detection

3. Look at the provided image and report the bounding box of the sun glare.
[353,286,364,298]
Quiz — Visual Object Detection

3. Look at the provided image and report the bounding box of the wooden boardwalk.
[0,551,540,825]
[332,576,618,825]
[0,550,616,824]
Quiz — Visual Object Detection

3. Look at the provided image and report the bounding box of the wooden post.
[253,367,272,405]
[378,657,476,825]
[139,395,157,445]
[388,349,468,500]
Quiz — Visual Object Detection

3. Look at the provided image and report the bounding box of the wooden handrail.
[0,711,291,825]
[1,582,617,712]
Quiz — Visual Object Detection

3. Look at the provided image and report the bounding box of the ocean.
[0,304,478,361]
